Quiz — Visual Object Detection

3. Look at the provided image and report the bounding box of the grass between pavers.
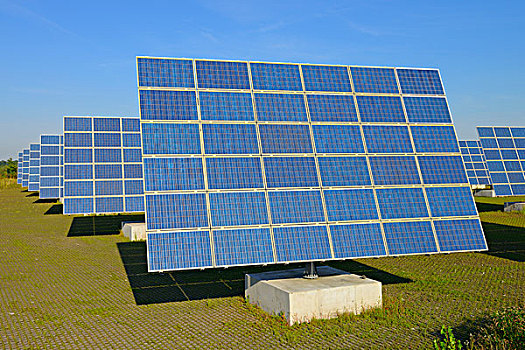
[0,187,524,349]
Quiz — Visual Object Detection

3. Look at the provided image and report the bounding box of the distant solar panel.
[138,57,487,272]
[17,151,23,184]
[459,140,491,186]
[22,149,29,187]
[63,116,144,214]
[477,126,525,195]
[39,135,63,199]
[28,143,40,192]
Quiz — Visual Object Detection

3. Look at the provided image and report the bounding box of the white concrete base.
[122,222,146,241]
[245,266,382,325]
[504,202,525,212]
[474,189,495,197]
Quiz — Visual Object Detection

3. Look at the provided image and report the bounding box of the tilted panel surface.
[63,116,144,214]
[39,135,63,199]
[138,57,487,271]
[22,149,29,187]
[459,140,491,186]
[28,143,40,192]
[477,126,525,195]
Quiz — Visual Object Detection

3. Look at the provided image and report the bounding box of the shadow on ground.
[482,222,525,262]
[117,241,411,305]
[34,198,58,204]
[45,204,63,215]
[68,214,145,237]
[26,192,38,197]
[475,202,502,213]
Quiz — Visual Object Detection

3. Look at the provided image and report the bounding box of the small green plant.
[467,307,525,350]
[434,326,463,350]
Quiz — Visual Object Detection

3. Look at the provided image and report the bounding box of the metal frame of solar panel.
[39,134,63,199]
[28,143,40,192]
[63,116,145,215]
[22,149,30,187]
[477,126,525,196]
[17,151,23,184]
[459,140,491,187]
[138,56,487,272]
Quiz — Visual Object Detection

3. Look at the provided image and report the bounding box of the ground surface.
[0,188,524,349]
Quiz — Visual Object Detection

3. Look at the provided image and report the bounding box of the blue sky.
[0,0,524,159]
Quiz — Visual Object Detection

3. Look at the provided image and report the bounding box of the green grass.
[0,188,524,349]
[0,178,18,189]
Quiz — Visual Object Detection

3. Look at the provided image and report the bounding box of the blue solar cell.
[312,125,364,154]
[397,69,444,95]
[477,127,495,138]
[301,65,352,92]
[318,156,371,186]
[64,198,93,214]
[200,92,254,121]
[41,135,60,144]
[411,126,459,153]
[95,197,124,213]
[494,127,511,137]
[255,93,307,122]
[511,127,525,138]
[504,161,521,172]
[64,181,93,196]
[376,188,429,219]
[144,157,204,191]
[65,133,92,147]
[268,190,325,224]
[273,225,332,262]
[264,157,318,188]
[356,96,405,123]
[250,63,302,91]
[65,149,92,163]
[350,67,398,94]
[40,146,60,155]
[123,133,141,147]
[434,219,487,252]
[484,150,501,160]
[40,167,60,176]
[40,177,59,187]
[324,189,378,221]
[501,150,518,160]
[511,184,525,195]
[124,180,144,195]
[196,60,250,90]
[383,221,438,255]
[139,90,198,121]
[123,149,142,163]
[418,156,467,184]
[497,138,515,149]
[94,133,121,147]
[122,118,140,132]
[259,124,312,154]
[123,164,143,179]
[426,187,477,217]
[146,193,208,230]
[214,228,274,266]
[369,156,421,185]
[94,117,120,131]
[94,149,121,163]
[330,223,386,258]
[125,196,144,212]
[147,231,212,271]
[65,165,92,180]
[206,157,264,190]
[515,139,525,148]
[404,97,451,123]
[95,180,123,196]
[203,124,259,154]
[508,172,525,183]
[520,151,525,160]
[209,192,268,227]
[94,164,122,179]
[142,123,200,155]
[64,117,92,131]
[490,173,509,184]
[40,188,60,199]
[137,57,194,88]
[493,184,512,196]
[307,94,357,122]
[363,125,413,154]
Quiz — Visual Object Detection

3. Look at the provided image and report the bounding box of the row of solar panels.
[459,126,525,196]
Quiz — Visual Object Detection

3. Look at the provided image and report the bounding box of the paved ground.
[0,188,524,349]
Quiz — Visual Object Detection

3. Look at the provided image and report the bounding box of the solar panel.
[63,116,144,214]
[477,126,525,196]
[459,140,491,186]
[138,57,487,272]
[17,151,23,184]
[28,143,40,192]
[22,149,29,187]
[39,135,63,199]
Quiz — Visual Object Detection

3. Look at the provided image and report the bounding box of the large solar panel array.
[28,143,40,192]
[22,149,29,187]
[459,140,491,186]
[477,126,525,196]
[39,134,64,199]
[63,116,145,215]
[138,57,487,272]
[17,151,23,184]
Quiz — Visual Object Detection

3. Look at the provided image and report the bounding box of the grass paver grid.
[0,187,524,349]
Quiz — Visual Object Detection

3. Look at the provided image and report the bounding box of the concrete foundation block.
[504,202,525,212]
[474,189,495,197]
[245,266,382,325]
[122,222,146,241]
